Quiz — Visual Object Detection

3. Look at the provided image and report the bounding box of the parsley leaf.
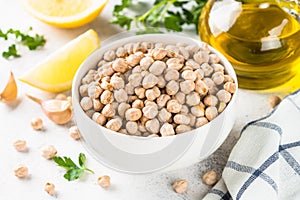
[111,0,208,34]
[53,153,94,181]
[0,27,46,59]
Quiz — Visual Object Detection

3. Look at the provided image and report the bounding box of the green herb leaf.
[53,153,94,181]
[2,45,21,59]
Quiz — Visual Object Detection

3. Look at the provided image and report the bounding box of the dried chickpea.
[142,73,159,89]
[106,118,122,132]
[160,123,175,136]
[186,92,201,106]
[157,75,167,88]
[201,63,214,77]
[55,93,67,100]
[180,105,189,114]
[132,65,142,74]
[203,95,218,107]
[150,48,167,60]
[224,82,236,94]
[69,126,81,140]
[142,105,158,119]
[88,85,102,99]
[132,99,144,109]
[194,51,209,65]
[156,94,171,108]
[205,106,218,121]
[126,121,138,135]
[79,84,89,97]
[158,108,172,123]
[179,46,190,60]
[166,80,179,96]
[116,46,126,57]
[216,89,231,103]
[124,43,134,54]
[134,87,146,99]
[195,80,209,96]
[14,164,28,178]
[172,180,188,194]
[44,182,55,195]
[145,118,160,134]
[103,50,116,61]
[145,86,161,101]
[166,99,182,113]
[140,56,154,70]
[218,102,227,113]
[114,89,128,103]
[181,70,197,81]
[118,103,130,118]
[186,59,200,70]
[174,114,190,125]
[93,99,104,111]
[92,112,106,125]
[211,71,225,85]
[124,83,135,95]
[101,104,116,118]
[41,145,57,159]
[100,62,115,77]
[112,58,128,73]
[188,113,196,126]
[110,75,125,90]
[30,117,43,131]
[125,108,142,121]
[100,90,114,105]
[212,63,224,72]
[202,170,218,186]
[180,80,195,94]
[149,60,166,76]
[85,109,95,118]
[224,74,234,83]
[209,54,220,64]
[100,78,113,91]
[164,69,180,81]
[98,175,111,188]
[166,58,183,70]
[195,117,209,128]
[269,95,281,108]
[175,125,191,134]
[191,105,205,117]
[128,73,143,87]
[13,139,27,152]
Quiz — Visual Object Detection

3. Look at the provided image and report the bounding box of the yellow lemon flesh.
[19,29,100,92]
[20,0,109,28]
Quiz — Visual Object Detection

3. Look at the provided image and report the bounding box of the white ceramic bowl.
[72,33,238,174]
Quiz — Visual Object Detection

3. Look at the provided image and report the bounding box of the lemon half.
[19,29,100,92]
[20,0,109,28]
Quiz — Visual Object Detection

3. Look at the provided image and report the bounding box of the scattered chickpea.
[44,182,55,195]
[13,139,27,152]
[269,95,281,108]
[30,117,43,131]
[98,175,111,188]
[14,164,28,178]
[41,145,57,159]
[69,126,81,140]
[202,170,218,186]
[55,93,67,100]
[172,179,188,194]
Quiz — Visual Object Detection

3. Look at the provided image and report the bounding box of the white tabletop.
[0,0,289,199]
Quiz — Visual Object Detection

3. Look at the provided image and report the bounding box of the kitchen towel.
[203,89,300,200]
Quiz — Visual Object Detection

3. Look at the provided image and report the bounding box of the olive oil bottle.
[199,0,300,90]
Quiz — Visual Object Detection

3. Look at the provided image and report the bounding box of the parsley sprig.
[53,153,94,181]
[0,27,46,59]
[111,0,208,34]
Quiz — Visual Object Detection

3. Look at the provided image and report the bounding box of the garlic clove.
[0,72,17,103]
[41,99,73,125]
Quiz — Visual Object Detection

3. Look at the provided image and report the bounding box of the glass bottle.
[199,0,300,90]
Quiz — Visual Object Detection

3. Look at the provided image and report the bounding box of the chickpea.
[195,117,209,128]
[145,86,161,101]
[41,145,57,159]
[98,175,111,188]
[13,139,27,152]
[209,54,220,64]
[124,43,134,54]
[126,121,139,135]
[114,89,128,103]
[212,63,224,73]
[145,119,160,134]
[103,50,116,61]
[186,59,200,70]
[216,89,232,103]
[132,65,142,74]
[116,46,127,57]
[218,102,227,113]
[224,74,234,83]
[211,71,225,85]
[179,46,190,60]
[79,84,89,97]
[156,94,171,108]
[100,62,115,77]
[174,92,185,104]
[174,114,190,125]
[150,48,167,60]
[149,60,166,76]
[142,105,158,119]
[202,170,218,186]
[224,82,236,94]
[110,75,125,90]
[186,92,200,106]
[125,108,142,121]
[201,63,214,77]
[172,180,188,194]
[118,103,130,118]
[205,106,218,121]
[128,73,143,87]
[194,68,204,80]
[195,80,209,96]
[194,51,209,65]
[142,73,159,89]
[55,93,67,100]
[100,90,114,105]
[134,87,146,99]
[166,58,183,70]
[188,113,196,126]
[166,99,182,113]
[92,112,106,125]
[112,58,128,73]
[160,123,175,136]
[106,118,122,132]
[93,99,104,111]
[85,110,95,118]
[14,164,28,178]
[132,99,144,109]
[44,182,55,195]
[191,105,205,117]
[124,83,135,95]
[180,80,195,94]
[100,78,113,91]
[158,108,172,123]
[164,69,180,81]
[269,95,281,108]
[181,70,197,81]
[140,56,154,70]
[166,80,179,96]
[175,125,191,134]
[30,117,43,131]
[203,95,218,107]
[156,75,166,88]
[69,126,81,140]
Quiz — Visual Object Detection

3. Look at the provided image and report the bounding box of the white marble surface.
[0,0,289,199]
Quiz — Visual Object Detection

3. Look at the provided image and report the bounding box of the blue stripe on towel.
[226,161,278,192]
[210,189,225,197]
[279,141,300,175]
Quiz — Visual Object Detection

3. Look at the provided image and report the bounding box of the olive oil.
[199,1,300,90]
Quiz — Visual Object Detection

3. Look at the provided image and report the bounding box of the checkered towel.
[203,90,300,200]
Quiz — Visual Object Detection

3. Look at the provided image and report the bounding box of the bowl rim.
[72,32,238,140]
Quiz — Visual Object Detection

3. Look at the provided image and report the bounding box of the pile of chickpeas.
[79,41,236,137]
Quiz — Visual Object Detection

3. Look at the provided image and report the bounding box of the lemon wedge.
[20,0,109,28]
[19,29,100,92]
